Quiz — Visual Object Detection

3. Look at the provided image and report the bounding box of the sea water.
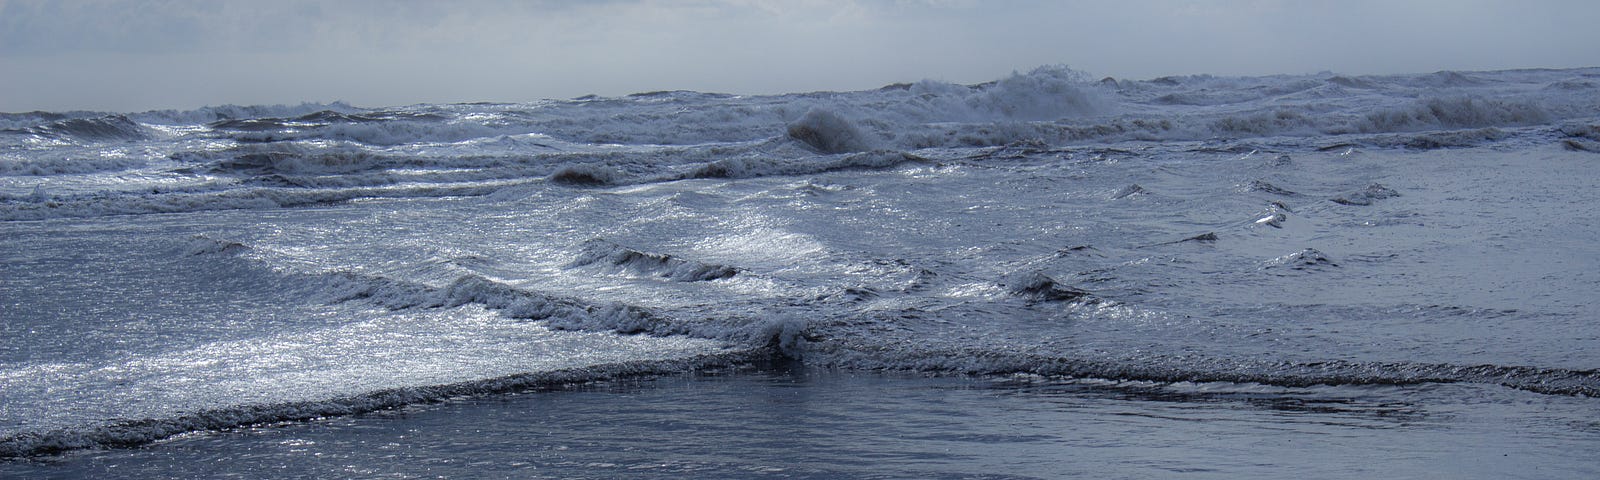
[3,66,1599,478]
[7,367,1597,479]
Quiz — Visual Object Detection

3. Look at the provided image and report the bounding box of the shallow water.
[6,367,1597,479]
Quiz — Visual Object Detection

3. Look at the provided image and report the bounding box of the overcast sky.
[3,0,1597,112]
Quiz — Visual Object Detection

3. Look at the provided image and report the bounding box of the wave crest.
[1356,96,1551,133]
[1,115,150,142]
[570,238,740,282]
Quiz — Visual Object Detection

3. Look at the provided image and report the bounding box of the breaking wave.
[177,236,1600,403]
[321,271,793,343]
[0,155,149,176]
[1354,96,1552,133]
[0,351,763,458]
[787,108,880,153]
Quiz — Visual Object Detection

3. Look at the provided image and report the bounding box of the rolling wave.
[0,115,151,142]
[570,238,742,282]
[805,346,1600,398]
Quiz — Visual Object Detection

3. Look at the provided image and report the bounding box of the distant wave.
[8,67,1594,156]
[0,181,523,221]
[132,102,364,126]
[0,114,150,142]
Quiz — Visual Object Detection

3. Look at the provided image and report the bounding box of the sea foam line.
[0,350,769,459]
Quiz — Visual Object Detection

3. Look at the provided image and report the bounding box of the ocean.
[3,66,1598,478]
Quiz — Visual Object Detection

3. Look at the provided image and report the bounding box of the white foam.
[0,317,747,457]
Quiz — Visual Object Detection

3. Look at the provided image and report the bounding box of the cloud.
[2,0,1598,112]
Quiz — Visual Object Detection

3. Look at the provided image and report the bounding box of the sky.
[3,0,1598,112]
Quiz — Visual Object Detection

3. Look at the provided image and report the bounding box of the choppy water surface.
[3,66,1599,477]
